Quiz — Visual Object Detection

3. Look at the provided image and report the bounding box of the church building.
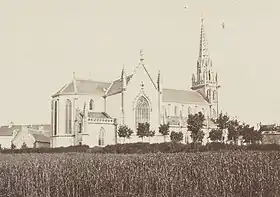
[50,17,221,148]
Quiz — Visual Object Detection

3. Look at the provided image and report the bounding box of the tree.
[118,125,133,143]
[227,119,242,144]
[21,142,28,149]
[170,131,183,143]
[159,123,170,142]
[215,113,230,130]
[136,122,150,142]
[187,112,205,144]
[241,125,262,144]
[209,129,223,142]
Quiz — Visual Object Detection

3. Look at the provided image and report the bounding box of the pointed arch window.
[98,127,105,146]
[174,106,178,117]
[65,99,72,134]
[135,96,150,129]
[89,99,94,111]
[54,100,58,135]
[188,107,192,115]
[212,91,216,101]
[207,89,211,100]
[212,109,217,119]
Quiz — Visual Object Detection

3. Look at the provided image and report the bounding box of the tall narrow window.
[54,100,58,135]
[207,89,211,99]
[174,106,178,116]
[65,99,72,134]
[212,109,217,119]
[89,99,94,111]
[98,127,105,146]
[135,96,150,130]
[188,107,192,115]
[212,91,216,101]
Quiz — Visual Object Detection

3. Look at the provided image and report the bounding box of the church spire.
[198,16,209,59]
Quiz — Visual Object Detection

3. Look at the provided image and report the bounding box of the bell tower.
[191,17,221,119]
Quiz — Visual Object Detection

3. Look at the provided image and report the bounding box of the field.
[0,151,280,197]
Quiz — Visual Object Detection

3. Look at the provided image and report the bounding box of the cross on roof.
[140,81,144,89]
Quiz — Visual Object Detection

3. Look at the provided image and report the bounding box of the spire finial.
[140,49,144,63]
[73,71,77,94]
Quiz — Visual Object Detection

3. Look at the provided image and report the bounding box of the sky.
[0,0,279,126]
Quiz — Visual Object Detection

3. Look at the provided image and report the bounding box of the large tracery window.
[65,99,72,134]
[135,96,150,129]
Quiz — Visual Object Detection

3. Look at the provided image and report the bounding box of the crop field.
[0,151,279,197]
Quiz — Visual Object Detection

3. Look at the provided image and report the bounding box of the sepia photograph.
[0,0,279,196]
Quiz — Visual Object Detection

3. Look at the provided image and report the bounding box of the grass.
[0,151,279,197]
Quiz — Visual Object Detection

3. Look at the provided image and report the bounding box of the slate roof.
[28,129,50,143]
[162,89,209,105]
[52,79,111,97]
[0,124,51,137]
[88,112,112,119]
[105,75,133,96]
[0,125,21,136]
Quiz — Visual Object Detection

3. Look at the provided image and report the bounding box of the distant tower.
[191,17,221,119]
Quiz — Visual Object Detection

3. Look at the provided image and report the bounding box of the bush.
[1,142,280,155]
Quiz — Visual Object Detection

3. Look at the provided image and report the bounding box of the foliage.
[136,122,154,141]
[21,142,28,149]
[227,119,242,144]
[215,112,230,129]
[209,129,223,142]
[187,112,205,143]
[158,123,170,142]
[118,125,133,142]
[241,125,263,144]
[0,151,280,196]
[170,131,183,143]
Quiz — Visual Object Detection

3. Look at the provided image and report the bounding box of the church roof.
[105,75,133,96]
[0,125,21,136]
[162,89,209,105]
[88,112,112,119]
[29,129,50,143]
[52,79,111,97]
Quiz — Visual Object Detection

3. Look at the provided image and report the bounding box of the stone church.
[50,18,220,148]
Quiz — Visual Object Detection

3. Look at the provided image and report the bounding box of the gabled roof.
[162,89,209,105]
[105,75,133,96]
[29,129,50,143]
[52,79,111,97]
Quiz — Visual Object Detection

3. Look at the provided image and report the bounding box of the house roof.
[52,79,111,97]
[0,125,21,136]
[29,130,50,143]
[162,89,209,105]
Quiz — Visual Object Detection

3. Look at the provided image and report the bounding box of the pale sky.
[0,0,278,126]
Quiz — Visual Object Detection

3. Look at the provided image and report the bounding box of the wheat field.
[0,151,279,197]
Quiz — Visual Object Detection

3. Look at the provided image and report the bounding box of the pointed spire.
[198,16,209,59]
[140,49,144,64]
[73,72,77,94]
[157,69,161,91]
[121,64,127,90]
